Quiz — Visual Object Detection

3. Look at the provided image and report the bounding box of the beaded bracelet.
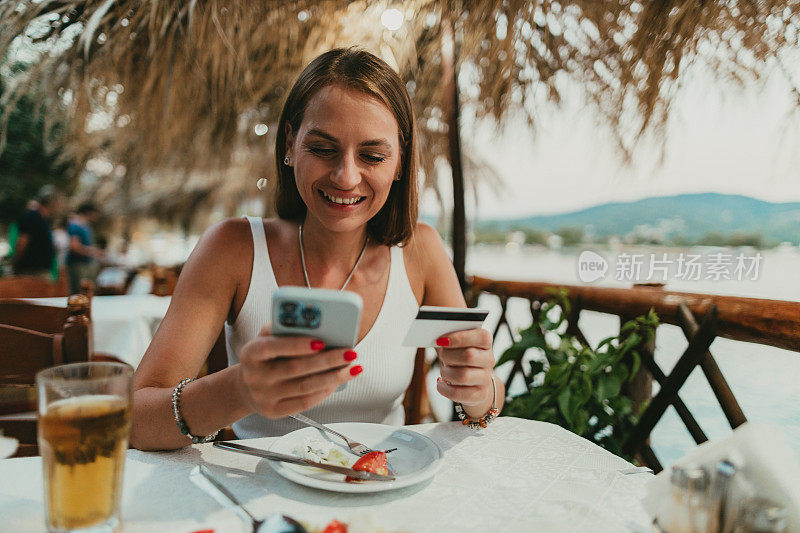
[171,378,220,444]
[455,374,500,429]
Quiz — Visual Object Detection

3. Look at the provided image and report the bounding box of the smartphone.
[271,287,363,348]
[402,305,490,347]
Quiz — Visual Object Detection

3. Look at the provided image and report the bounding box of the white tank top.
[226,217,420,438]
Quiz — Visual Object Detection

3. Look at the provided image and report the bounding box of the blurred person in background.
[10,187,63,278]
[66,202,105,293]
[52,217,70,268]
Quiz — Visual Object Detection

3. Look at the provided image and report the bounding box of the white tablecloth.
[28,295,171,367]
[0,418,654,532]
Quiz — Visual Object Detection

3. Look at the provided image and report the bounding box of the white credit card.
[402,306,490,347]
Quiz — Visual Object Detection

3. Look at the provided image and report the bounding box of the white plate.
[268,423,443,493]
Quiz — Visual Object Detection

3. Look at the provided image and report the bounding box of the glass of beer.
[36,362,133,532]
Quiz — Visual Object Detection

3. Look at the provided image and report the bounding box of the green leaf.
[557,387,573,426]
[596,375,622,402]
[614,333,641,362]
[544,362,566,386]
[577,373,593,405]
[609,395,633,416]
[519,327,547,349]
[568,387,588,429]
[496,325,547,368]
[573,410,590,436]
[495,345,524,368]
[629,351,641,382]
[555,289,571,316]
[586,352,612,374]
[612,364,629,384]
[596,336,617,351]
[544,345,566,365]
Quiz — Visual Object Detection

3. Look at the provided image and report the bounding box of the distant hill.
[478,193,800,244]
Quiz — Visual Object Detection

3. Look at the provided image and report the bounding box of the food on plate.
[295,438,350,467]
[345,451,388,482]
[320,519,348,533]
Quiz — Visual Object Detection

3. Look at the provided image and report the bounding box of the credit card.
[402,306,490,347]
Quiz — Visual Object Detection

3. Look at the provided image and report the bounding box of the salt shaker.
[669,465,712,533]
[710,459,736,533]
[685,466,712,533]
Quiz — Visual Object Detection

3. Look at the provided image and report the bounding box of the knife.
[213,441,396,481]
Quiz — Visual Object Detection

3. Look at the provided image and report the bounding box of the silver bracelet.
[171,378,220,444]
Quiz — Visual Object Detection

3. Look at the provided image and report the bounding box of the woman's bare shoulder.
[261,217,294,242]
[405,222,447,261]
[404,223,460,302]
[195,217,253,259]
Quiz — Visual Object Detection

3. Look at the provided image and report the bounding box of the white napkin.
[0,434,18,459]
[643,421,800,531]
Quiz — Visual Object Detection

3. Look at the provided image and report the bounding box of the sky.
[421,61,800,220]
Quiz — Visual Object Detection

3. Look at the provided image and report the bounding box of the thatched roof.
[1,1,798,225]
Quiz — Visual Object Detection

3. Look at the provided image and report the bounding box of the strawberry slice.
[321,519,348,533]
[345,451,388,482]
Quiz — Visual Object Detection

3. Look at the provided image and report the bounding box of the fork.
[289,413,395,456]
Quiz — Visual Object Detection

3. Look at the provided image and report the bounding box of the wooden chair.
[0,295,92,457]
[403,348,433,425]
[0,299,70,335]
[0,275,67,298]
[0,277,94,334]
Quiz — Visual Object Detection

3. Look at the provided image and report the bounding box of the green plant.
[496,290,659,459]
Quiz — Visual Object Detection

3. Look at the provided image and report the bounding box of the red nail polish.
[436,337,450,347]
[350,365,363,376]
[437,377,441,383]
[343,350,358,361]
[311,340,325,351]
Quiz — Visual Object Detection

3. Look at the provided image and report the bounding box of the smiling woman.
[285,86,400,235]
[129,48,505,450]
[275,48,418,246]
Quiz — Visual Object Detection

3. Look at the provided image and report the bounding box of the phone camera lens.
[280,301,298,313]
[299,305,321,328]
[279,313,297,326]
[301,305,320,322]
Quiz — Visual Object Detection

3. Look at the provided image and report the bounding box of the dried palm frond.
[0,1,797,226]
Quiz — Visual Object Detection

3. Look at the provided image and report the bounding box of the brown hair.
[275,48,418,246]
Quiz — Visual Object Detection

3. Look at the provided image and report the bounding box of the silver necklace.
[298,223,368,291]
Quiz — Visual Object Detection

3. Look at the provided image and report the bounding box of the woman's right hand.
[236,324,361,418]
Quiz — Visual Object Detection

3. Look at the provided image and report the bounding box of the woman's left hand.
[435,328,496,411]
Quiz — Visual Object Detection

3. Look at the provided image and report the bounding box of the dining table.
[0,417,654,532]
[26,294,171,368]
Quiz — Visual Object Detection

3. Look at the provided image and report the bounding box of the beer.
[39,394,131,531]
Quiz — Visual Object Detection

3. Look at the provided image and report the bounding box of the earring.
[284,155,291,166]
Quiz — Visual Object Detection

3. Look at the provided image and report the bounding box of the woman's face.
[287,84,401,235]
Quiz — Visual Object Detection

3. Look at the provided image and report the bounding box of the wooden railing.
[467,276,800,472]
